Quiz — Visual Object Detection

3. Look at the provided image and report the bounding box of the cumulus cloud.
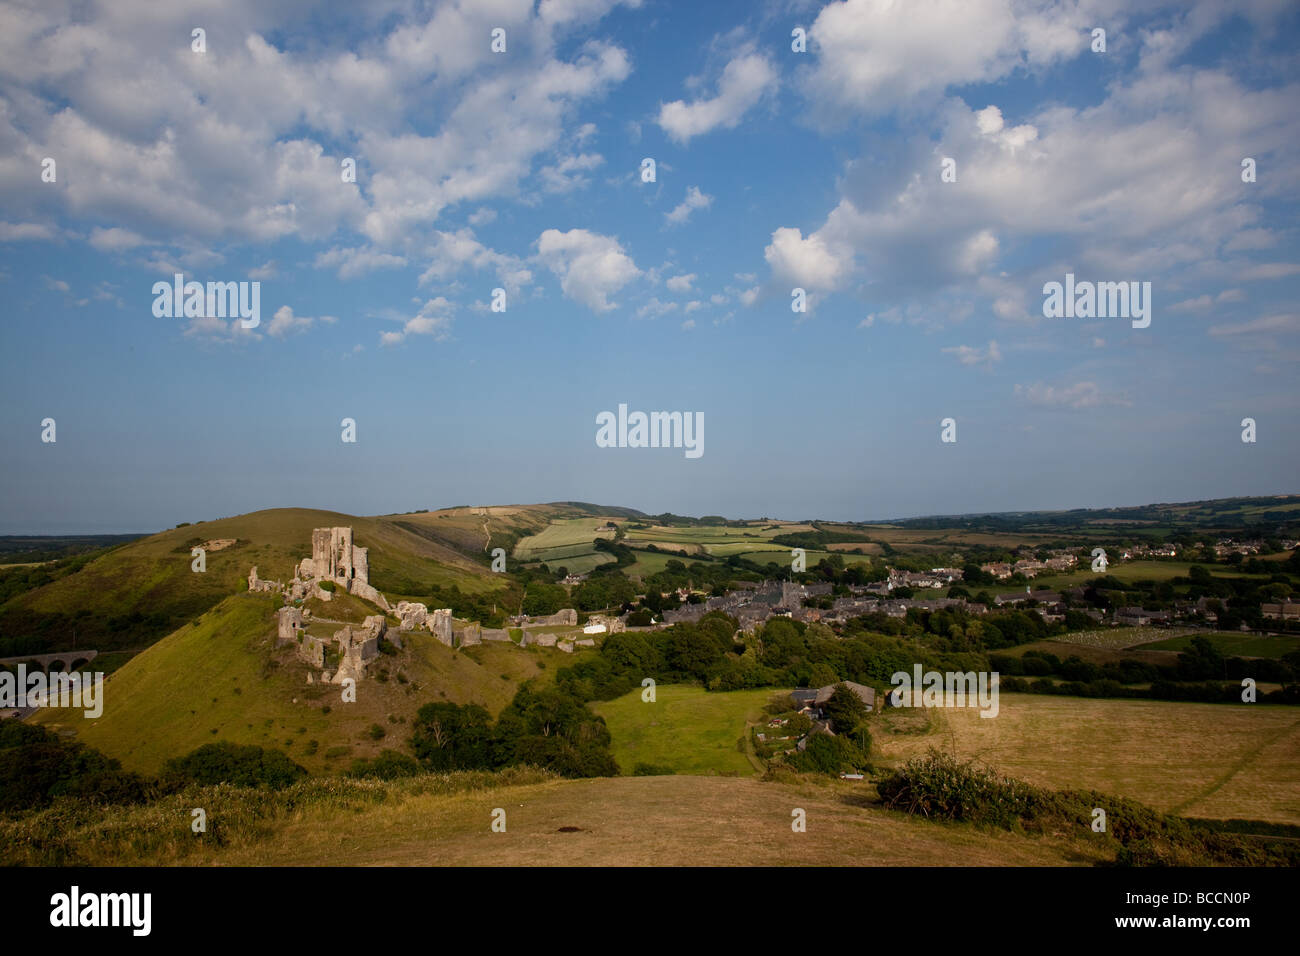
[763,226,851,290]
[535,227,640,312]
[419,229,532,291]
[666,272,696,293]
[0,0,634,254]
[88,227,146,251]
[314,245,408,280]
[0,222,56,241]
[942,340,1002,367]
[266,305,335,339]
[801,0,1087,119]
[657,51,777,143]
[380,297,455,346]
[665,186,712,225]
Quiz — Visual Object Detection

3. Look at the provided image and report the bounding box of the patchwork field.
[591,685,784,775]
[875,693,1300,825]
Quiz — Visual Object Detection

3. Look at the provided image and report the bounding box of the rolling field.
[875,693,1300,825]
[591,685,784,775]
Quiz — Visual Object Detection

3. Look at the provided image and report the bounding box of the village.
[249,528,1300,688]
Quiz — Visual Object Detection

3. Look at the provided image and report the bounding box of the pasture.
[874,692,1300,825]
[591,684,784,775]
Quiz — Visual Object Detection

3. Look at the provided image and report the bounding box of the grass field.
[513,517,617,559]
[1026,560,1232,588]
[0,771,1110,867]
[1142,632,1300,658]
[875,692,1300,825]
[1047,626,1198,650]
[591,685,784,775]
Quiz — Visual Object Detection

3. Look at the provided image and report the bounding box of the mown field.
[875,692,1300,825]
[591,685,783,775]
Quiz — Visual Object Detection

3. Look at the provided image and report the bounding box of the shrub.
[162,743,307,790]
[347,750,421,779]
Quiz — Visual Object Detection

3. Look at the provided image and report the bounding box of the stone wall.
[277,606,303,645]
[249,566,280,594]
[522,609,577,627]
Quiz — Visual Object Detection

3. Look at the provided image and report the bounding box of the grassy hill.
[30,591,588,775]
[0,771,1113,867]
[0,503,611,657]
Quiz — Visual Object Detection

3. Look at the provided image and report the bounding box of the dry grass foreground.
[876,693,1300,826]
[1,771,1113,867]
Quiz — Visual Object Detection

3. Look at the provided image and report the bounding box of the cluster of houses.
[1213,538,1266,558]
[980,551,1078,580]
[755,682,877,757]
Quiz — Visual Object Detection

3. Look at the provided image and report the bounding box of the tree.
[411,702,494,770]
[823,684,869,734]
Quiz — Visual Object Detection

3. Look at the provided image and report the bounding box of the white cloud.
[419,229,532,291]
[380,297,456,345]
[665,186,712,225]
[657,51,777,144]
[802,0,1087,119]
[88,227,145,251]
[249,260,279,280]
[535,227,640,312]
[0,222,56,241]
[314,245,408,280]
[666,273,696,293]
[538,152,604,193]
[942,339,1002,367]
[763,226,851,290]
[1014,380,1130,409]
[1208,313,1300,337]
[266,305,334,339]
[636,297,678,319]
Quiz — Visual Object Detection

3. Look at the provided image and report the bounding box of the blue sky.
[1,0,1298,533]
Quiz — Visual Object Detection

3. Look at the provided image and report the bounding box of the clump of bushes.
[0,721,152,812]
[347,750,421,779]
[877,750,1298,866]
[162,742,307,790]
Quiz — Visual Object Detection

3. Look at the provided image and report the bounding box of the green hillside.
[0,505,568,657]
[31,591,580,775]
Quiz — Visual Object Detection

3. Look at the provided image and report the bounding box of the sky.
[1,0,1298,533]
